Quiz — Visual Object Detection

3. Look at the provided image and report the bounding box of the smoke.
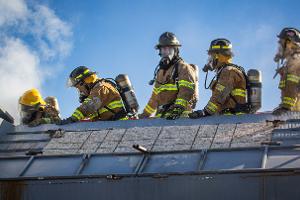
[0,0,72,123]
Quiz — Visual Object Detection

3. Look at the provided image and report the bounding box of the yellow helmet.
[19,88,46,107]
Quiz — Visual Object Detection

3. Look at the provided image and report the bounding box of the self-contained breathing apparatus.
[203,64,262,114]
[148,58,199,116]
[96,75,139,119]
[69,66,139,120]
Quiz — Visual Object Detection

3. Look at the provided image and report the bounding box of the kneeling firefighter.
[139,32,198,120]
[58,66,139,125]
[273,27,300,115]
[189,38,262,118]
[19,88,60,126]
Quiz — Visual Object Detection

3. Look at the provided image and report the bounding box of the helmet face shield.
[19,104,38,124]
[159,46,175,60]
[274,40,285,62]
[278,28,300,43]
[203,54,218,72]
[68,66,96,88]
[66,77,77,87]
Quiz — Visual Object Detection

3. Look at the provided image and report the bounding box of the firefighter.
[19,88,60,126]
[58,66,127,125]
[273,27,300,115]
[139,32,198,120]
[189,38,248,118]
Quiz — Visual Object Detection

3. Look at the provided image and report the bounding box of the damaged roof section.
[42,123,273,155]
[0,112,300,157]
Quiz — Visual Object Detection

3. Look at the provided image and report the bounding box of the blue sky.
[1,0,300,120]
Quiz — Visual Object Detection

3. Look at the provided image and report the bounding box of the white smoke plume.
[0,0,72,123]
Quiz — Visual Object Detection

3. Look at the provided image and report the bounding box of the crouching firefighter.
[58,66,131,125]
[19,88,60,126]
[189,38,261,118]
[139,32,198,120]
[273,27,300,115]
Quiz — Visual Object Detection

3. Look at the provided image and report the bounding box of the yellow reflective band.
[283,96,297,107]
[83,97,92,103]
[98,108,108,114]
[155,113,162,117]
[119,116,129,120]
[88,113,98,119]
[145,104,156,114]
[216,83,225,92]
[107,100,124,109]
[211,44,232,49]
[98,100,124,114]
[178,80,195,90]
[287,74,300,84]
[231,89,246,97]
[224,111,245,115]
[72,109,84,120]
[206,101,218,113]
[279,80,286,89]
[75,69,90,80]
[83,69,90,74]
[236,112,245,115]
[175,98,188,107]
[181,110,191,118]
[153,84,178,95]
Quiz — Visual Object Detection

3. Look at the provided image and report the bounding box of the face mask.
[19,105,38,124]
[77,88,88,103]
[203,54,218,72]
[274,40,285,62]
[158,47,175,68]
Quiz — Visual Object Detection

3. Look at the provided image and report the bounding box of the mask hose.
[204,71,216,89]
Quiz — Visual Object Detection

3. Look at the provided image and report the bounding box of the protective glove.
[56,116,77,125]
[272,107,289,116]
[28,118,52,127]
[188,109,210,119]
[28,119,42,127]
[166,106,185,120]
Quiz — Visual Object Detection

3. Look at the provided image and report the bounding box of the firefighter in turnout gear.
[140,32,198,120]
[58,66,127,125]
[273,27,300,115]
[19,88,60,126]
[189,39,247,118]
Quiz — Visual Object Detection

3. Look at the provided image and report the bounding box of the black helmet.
[67,66,96,87]
[155,32,181,49]
[208,38,233,56]
[277,27,300,43]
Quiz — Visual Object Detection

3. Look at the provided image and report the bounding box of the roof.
[1,112,300,200]
[0,112,299,157]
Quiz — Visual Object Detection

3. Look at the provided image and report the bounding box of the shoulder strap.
[171,57,183,81]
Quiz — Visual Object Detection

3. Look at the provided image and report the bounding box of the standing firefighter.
[189,39,248,118]
[139,32,198,120]
[273,27,300,115]
[19,88,60,126]
[58,66,127,125]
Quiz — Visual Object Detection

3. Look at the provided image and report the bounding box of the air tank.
[115,74,139,115]
[247,69,262,113]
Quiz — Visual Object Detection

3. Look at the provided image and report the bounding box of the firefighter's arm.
[29,117,60,127]
[142,83,159,117]
[71,90,103,121]
[204,69,235,114]
[280,66,300,110]
[174,63,196,109]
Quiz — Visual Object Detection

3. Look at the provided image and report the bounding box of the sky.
[0,0,300,123]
